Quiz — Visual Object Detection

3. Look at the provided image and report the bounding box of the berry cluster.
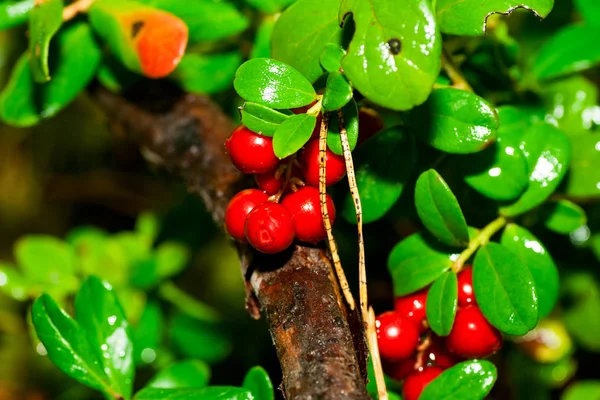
[377,267,503,400]
[224,124,346,253]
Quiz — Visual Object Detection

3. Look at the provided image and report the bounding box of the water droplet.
[108,315,117,326]
[36,342,48,356]
[141,348,156,363]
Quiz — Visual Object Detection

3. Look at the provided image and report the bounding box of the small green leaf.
[500,124,571,217]
[340,0,441,110]
[234,58,317,109]
[0,53,38,126]
[170,52,242,94]
[435,0,554,36]
[244,0,295,13]
[0,263,30,301]
[420,360,497,400]
[169,313,231,364]
[322,71,352,112]
[272,113,317,159]
[133,300,163,365]
[136,213,160,244]
[320,43,345,73]
[575,0,600,26]
[271,0,343,83]
[473,243,539,335]
[250,17,276,59]
[0,0,34,30]
[407,88,498,154]
[534,24,600,80]
[565,134,600,198]
[243,366,274,400]
[563,381,600,400]
[148,360,210,389]
[426,271,458,337]
[415,169,469,247]
[342,127,416,224]
[135,387,255,400]
[156,242,190,278]
[562,273,600,352]
[28,0,63,83]
[327,99,358,156]
[240,102,291,137]
[540,200,587,235]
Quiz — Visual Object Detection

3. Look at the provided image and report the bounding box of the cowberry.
[225,125,279,174]
[457,267,476,306]
[383,357,416,382]
[376,311,420,361]
[281,186,335,244]
[424,340,460,368]
[224,189,268,242]
[299,139,346,187]
[446,305,503,358]
[394,288,428,331]
[402,367,444,400]
[255,168,283,195]
[245,202,295,254]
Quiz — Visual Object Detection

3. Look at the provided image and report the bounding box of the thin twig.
[452,216,508,273]
[441,48,474,93]
[367,307,388,400]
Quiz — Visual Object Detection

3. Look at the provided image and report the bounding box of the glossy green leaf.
[135,387,254,400]
[407,88,498,154]
[0,0,34,30]
[0,53,38,126]
[239,102,291,137]
[74,277,134,399]
[133,300,163,365]
[169,313,231,364]
[562,381,600,400]
[564,134,600,198]
[171,52,241,94]
[388,232,460,296]
[245,0,295,13]
[148,360,210,389]
[426,271,458,336]
[473,243,539,335]
[340,0,441,110]
[501,224,559,319]
[28,0,63,82]
[320,43,345,73]
[534,24,600,80]
[327,98,358,156]
[271,0,343,83]
[272,113,317,159]
[420,360,497,400]
[234,58,317,109]
[541,200,587,235]
[322,71,352,112]
[243,366,274,400]
[415,169,469,247]
[435,0,553,36]
[342,127,416,224]
[250,16,275,59]
[500,124,571,217]
[575,0,600,26]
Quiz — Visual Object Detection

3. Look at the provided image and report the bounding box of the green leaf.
[435,0,553,36]
[327,98,358,156]
[473,243,539,335]
[320,43,345,73]
[272,113,317,159]
[420,360,497,400]
[562,273,600,352]
[27,0,63,83]
[243,366,274,400]
[562,381,600,400]
[540,200,587,235]
[169,313,231,364]
[133,300,163,365]
[0,53,38,126]
[501,224,559,319]
[170,52,242,94]
[240,102,292,137]
[74,277,134,399]
[148,360,210,389]
[245,0,295,13]
[388,232,460,296]
[0,263,30,301]
[136,213,160,244]
[575,0,600,26]
[407,88,498,154]
[271,0,343,83]
[0,0,34,30]
[250,16,276,59]
[234,58,317,109]
[155,242,190,278]
[322,71,352,112]
[340,0,441,110]
[135,387,255,400]
[415,169,469,247]
[426,271,458,337]
[342,127,416,224]
[564,134,600,198]
[96,55,141,93]
[534,24,600,80]
[500,124,571,217]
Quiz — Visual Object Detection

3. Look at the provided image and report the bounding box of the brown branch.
[91,82,370,400]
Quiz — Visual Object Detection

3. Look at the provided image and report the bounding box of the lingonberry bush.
[1,0,600,399]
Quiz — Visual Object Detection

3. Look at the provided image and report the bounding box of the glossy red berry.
[300,139,346,187]
[446,305,503,358]
[394,288,428,331]
[383,357,417,381]
[245,202,295,254]
[225,125,279,174]
[424,340,460,368]
[457,267,476,306]
[224,189,268,242]
[402,367,444,400]
[281,186,335,244]
[255,168,283,195]
[376,311,420,361]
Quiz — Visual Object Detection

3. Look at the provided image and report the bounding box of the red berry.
[245,202,295,254]
[394,288,428,331]
[446,305,503,358]
[255,168,283,195]
[457,267,476,306]
[357,108,384,146]
[402,367,444,400]
[376,311,420,361]
[224,189,268,242]
[281,186,335,244]
[225,125,279,174]
[383,357,417,381]
[424,340,460,368]
[300,139,346,187]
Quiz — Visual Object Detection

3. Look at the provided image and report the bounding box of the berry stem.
[441,48,474,93]
[367,307,388,400]
[269,157,296,202]
[452,216,508,273]
[414,334,432,371]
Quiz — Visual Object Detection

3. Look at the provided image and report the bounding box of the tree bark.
[91,84,370,400]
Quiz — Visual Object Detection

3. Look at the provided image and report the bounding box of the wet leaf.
[0,0,34,30]
[135,387,255,400]
[564,134,600,199]
[272,113,317,159]
[426,271,458,336]
[240,102,292,137]
[540,200,587,235]
[320,43,345,73]
[148,360,210,389]
[133,300,163,365]
[420,360,497,400]
[327,99,358,156]
[28,0,63,82]
[243,366,274,400]
[322,71,352,112]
